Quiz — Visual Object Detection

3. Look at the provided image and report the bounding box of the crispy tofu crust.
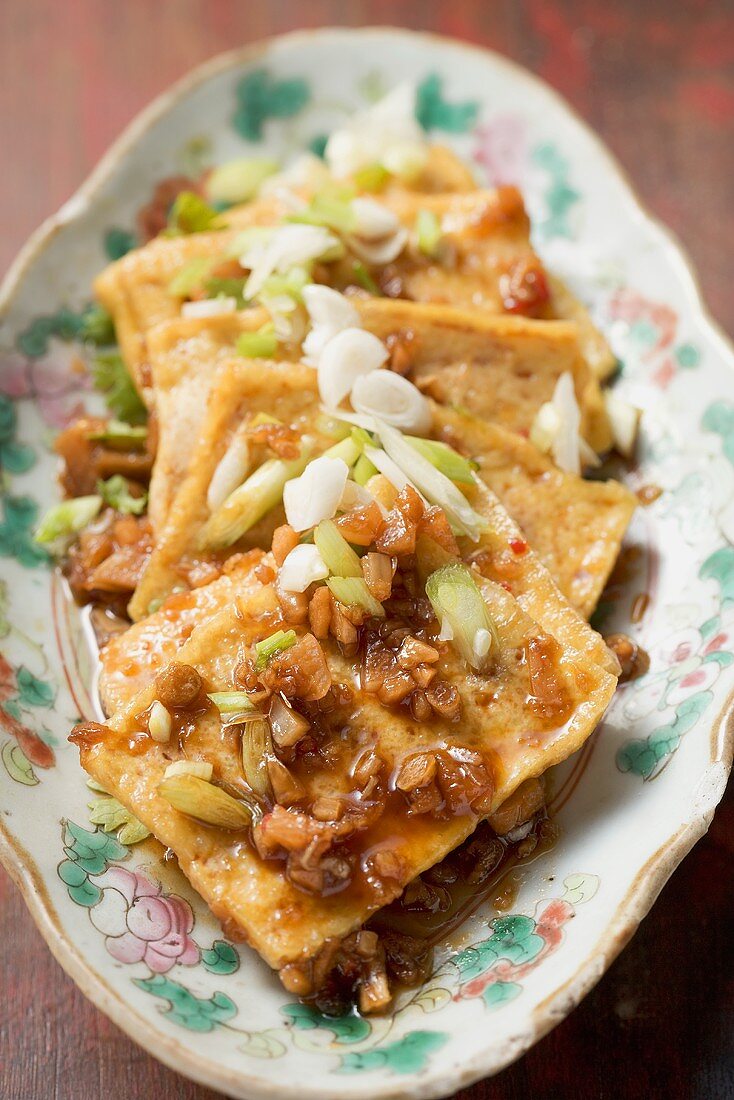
[79,569,616,972]
[433,406,636,618]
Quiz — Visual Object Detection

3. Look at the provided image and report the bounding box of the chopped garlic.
[278,543,329,592]
[283,456,350,532]
[351,371,432,435]
[164,760,214,781]
[148,701,172,743]
[317,327,388,408]
[181,297,238,318]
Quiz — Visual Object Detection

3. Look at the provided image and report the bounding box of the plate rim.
[1,25,733,1099]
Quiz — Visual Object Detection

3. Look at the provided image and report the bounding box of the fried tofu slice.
[93,195,288,398]
[76,569,616,974]
[144,312,271,532]
[433,405,636,619]
[336,186,615,390]
[127,345,615,673]
[97,550,264,716]
[127,355,325,621]
[353,298,610,452]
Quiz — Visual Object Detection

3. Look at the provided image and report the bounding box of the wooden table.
[1,2,733,1097]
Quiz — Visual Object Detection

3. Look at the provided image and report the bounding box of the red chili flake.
[509,538,529,556]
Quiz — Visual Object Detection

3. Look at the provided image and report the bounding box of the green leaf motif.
[1,739,38,785]
[0,495,50,569]
[340,1030,448,1075]
[104,227,137,261]
[135,975,237,1032]
[415,74,478,133]
[282,1002,370,1044]
[531,143,580,240]
[453,914,544,984]
[675,342,700,369]
[233,69,310,141]
[308,133,328,159]
[15,308,87,358]
[1,441,35,475]
[16,666,55,708]
[482,980,522,1010]
[617,690,714,778]
[202,939,240,976]
[700,545,734,605]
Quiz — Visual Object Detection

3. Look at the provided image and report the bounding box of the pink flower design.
[473,114,528,186]
[89,866,200,973]
[1,346,92,429]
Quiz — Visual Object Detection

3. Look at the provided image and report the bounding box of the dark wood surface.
[1,2,733,1097]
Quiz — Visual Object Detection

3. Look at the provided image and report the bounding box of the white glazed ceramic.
[1,28,733,1100]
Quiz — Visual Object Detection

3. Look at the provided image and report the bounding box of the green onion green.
[205,158,279,205]
[34,495,102,546]
[405,436,477,484]
[424,562,498,669]
[97,475,147,515]
[315,520,363,578]
[236,324,278,359]
[416,209,442,257]
[327,576,385,618]
[254,629,297,671]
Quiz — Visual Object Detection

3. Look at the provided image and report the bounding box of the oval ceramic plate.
[1,27,733,1100]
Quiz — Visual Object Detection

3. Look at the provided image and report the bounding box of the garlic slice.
[283,456,350,532]
[351,198,401,240]
[278,544,329,592]
[325,83,428,181]
[351,371,432,435]
[346,226,408,266]
[605,391,641,458]
[317,327,388,407]
[181,297,238,318]
[302,285,360,367]
[207,427,251,512]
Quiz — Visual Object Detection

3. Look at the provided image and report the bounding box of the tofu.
[354,298,611,452]
[77,568,617,973]
[97,551,264,715]
[432,406,636,618]
[127,355,326,621]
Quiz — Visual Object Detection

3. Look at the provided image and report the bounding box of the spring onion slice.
[87,420,147,451]
[207,691,258,714]
[158,775,253,830]
[236,324,278,358]
[288,192,357,234]
[315,519,363,577]
[326,576,385,618]
[424,562,498,669]
[97,475,147,516]
[416,209,442,257]
[353,452,379,485]
[351,260,381,295]
[353,163,390,192]
[374,420,487,540]
[241,720,274,801]
[35,495,102,546]
[166,191,222,235]
[205,157,279,205]
[167,256,217,297]
[199,444,314,550]
[405,436,477,485]
[254,629,297,672]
